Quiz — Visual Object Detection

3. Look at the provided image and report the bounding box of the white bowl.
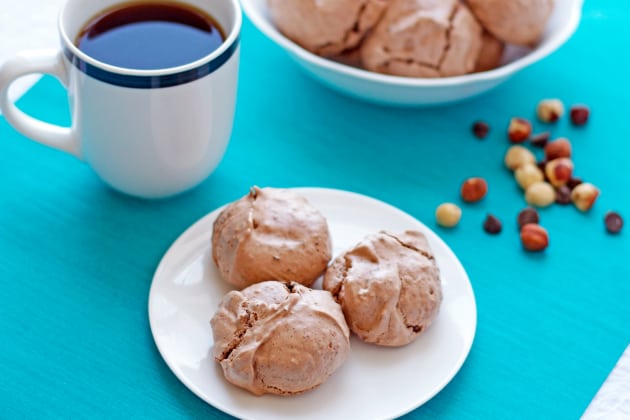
[240,0,583,106]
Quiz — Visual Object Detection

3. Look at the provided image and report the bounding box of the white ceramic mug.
[0,0,241,198]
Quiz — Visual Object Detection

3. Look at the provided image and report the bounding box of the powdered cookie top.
[212,186,332,289]
[323,230,442,347]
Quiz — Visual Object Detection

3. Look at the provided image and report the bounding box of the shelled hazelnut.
[504,145,536,171]
[515,163,544,189]
[544,138,572,160]
[571,183,599,211]
[436,203,462,228]
[508,118,532,143]
[537,99,564,123]
[544,158,574,187]
[525,181,556,207]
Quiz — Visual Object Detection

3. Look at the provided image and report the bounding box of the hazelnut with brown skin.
[545,158,574,187]
[520,223,549,252]
[461,177,488,202]
[545,138,572,160]
[508,118,532,143]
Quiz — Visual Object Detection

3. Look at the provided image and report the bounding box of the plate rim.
[148,187,477,419]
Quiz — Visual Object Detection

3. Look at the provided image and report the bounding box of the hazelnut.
[570,105,590,126]
[515,163,544,189]
[504,145,536,171]
[461,177,488,202]
[520,223,549,252]
[436,203,462,228]
[544,158,574,187]
[571,182,599,211]
[544,138,572,160]
[537,99,564,123]
[525,182,556,207]
[507,117,532,143]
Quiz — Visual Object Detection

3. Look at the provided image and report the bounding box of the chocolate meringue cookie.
[466,0,554,46]
[268,0,388,56]
[212,187,332,289]
[360,0,482,78]
[323,230,442,347]
[211,281,350,396]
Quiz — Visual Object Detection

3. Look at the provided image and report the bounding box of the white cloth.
[583,344,630,420]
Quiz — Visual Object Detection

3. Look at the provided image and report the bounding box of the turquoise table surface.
[1,0,629,418]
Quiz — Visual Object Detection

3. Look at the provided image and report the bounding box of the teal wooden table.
[1,1,628,418]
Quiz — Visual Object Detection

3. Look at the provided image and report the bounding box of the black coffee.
[76,2,225,70]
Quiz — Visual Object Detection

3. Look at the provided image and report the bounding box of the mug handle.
[0,49,80,158]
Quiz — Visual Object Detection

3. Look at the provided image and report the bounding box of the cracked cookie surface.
[268,0,388,56]
[323,230,442,347]
[360,0,482,77]
[211,186,332,289]
[465,0,554,46]
[210,281,350,396]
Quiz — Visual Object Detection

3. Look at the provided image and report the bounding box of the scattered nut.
[604,211,623,234]
[515,163,544,189]
[525,181,556,207]
[436,203,462,228]
[537,99,564,123]
[483,214,502,234]
[520,223,549,252]
[566,177,583,190]
[544,138,572,160]
[571,182,599,211]
[508,117,532,143]
[504,145,536,170]
[545,158,574,187]
[555,185,572,205]
[530,132,551,148]
[472,121,490,139]
[461,177,488,202]
[517,207,540,229]
[570,105,590,126]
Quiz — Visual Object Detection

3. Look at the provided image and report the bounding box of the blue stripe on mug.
[63,37,239,88]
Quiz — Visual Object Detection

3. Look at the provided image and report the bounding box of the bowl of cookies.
[240,0,583,106]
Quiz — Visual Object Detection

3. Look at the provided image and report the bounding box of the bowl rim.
[241,0,584,87]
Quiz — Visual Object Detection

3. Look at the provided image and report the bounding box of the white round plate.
[149,188,477,420]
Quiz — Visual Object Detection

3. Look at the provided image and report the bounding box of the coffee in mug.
[0,0,242,198]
